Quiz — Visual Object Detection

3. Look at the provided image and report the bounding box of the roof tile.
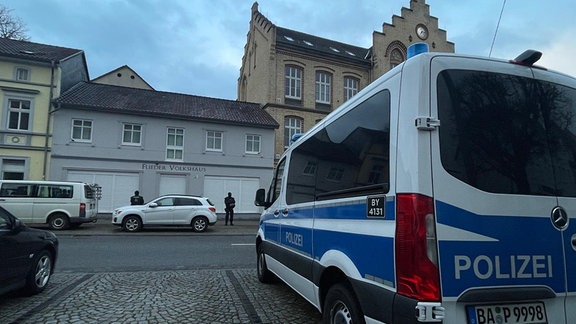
[55,82,279,129]
[0,37,83,63]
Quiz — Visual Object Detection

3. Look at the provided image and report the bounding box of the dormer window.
[329,47,340,53]
[15,67,30,81]
[284,36,294,42]
[303,40,314,46]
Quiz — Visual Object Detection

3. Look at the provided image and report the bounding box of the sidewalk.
[53,213,261,236]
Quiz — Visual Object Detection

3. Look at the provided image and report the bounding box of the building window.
[7,99,31,131]
[123,123,142,145]
[344,77,359,102]
[315,71,332,104]
[284,116,303,147]
[245,134,261,154]
[166,127,184,160]
[15,67,30,81]
[1,159,25,180]
[71,119,92,142]
[206,130,223,151]
[285,66,302,100]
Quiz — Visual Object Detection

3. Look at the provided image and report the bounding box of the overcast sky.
[4,0,575,100]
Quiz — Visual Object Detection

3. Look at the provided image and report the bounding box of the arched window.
[385,41,407,70]
[390,48,404,69]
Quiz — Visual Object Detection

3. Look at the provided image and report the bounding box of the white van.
[255,45,575,323]
[0,180,100,230]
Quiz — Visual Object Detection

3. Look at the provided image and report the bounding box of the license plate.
[467,302,547,324]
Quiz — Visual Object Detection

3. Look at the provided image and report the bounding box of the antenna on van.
[489,0,507,57]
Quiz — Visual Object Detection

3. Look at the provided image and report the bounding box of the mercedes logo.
[551,206,569,230]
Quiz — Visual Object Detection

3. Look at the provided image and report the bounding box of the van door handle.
[273,209,280,217]
[282,208,289,216]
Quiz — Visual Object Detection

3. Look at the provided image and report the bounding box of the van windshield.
[438,70,576,196]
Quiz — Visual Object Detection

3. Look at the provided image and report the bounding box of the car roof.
[156,194,207,199]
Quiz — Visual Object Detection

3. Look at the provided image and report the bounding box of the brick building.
[238,0,454,161]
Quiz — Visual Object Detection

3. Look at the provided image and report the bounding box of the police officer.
[224,192,235,225]
[130,190,144,205]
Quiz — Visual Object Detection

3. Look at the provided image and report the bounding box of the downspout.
[43,60,56,180]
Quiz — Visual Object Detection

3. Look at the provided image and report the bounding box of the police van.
[0,180,101,230]
[254,44,575,324]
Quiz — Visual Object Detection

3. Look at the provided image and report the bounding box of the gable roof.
[276,27,372,64]
[92,65,155,90]
[0,37,84,63]
[55,82,279,129]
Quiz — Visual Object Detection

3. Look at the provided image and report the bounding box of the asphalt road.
[56,235,256,273]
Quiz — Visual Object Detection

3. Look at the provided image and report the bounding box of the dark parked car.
[0,206,58,296]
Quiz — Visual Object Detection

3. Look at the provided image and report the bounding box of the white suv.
[112,195,217,232]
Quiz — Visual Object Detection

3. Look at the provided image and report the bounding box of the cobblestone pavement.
[0,269,322,324]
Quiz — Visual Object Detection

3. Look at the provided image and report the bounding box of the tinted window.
[0,183,33,197]
[176,198,202,206]
[0,209,10,230]
[286,90,391,204]
[37,185,73,198]
[438,70,576,196]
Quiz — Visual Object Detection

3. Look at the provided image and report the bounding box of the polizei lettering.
[454,255,552,280]
[285,231,303,247]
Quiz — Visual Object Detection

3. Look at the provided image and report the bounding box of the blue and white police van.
[254,43,576,324]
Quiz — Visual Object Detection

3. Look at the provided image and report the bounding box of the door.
[159,175,186,196]
[204,176,260,213]
[431,59,570,323]
[144,197,176,225]
[172,197,199,225]
[261,158,286,247]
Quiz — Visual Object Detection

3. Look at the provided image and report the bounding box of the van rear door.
[430,56,574,323]
[532,68,576,324]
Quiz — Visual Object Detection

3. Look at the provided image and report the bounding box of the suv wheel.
[123,215,142,232]
[191,216,208,232]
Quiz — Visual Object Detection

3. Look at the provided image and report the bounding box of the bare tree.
[0,5,29,41]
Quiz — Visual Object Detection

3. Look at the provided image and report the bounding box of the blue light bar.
[407,42,429,59]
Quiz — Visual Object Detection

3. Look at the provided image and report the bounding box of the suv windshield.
[438,70,576,196]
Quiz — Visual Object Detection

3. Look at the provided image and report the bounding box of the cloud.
[538,30,576,78]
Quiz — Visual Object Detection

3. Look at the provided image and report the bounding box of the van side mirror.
[148,202,158,208]
[254,189,270,208]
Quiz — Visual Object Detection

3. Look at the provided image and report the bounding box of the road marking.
[231,243,255,246]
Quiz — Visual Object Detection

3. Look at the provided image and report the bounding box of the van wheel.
[48,214,69,230]
[24,250,53,295]
[323,283,365,324]
[191,216,208,232]
[257,244,275,283]
[123,215,142,232]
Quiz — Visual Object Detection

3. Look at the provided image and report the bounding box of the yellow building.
[0,38,88,180]
[238,0,454,161]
